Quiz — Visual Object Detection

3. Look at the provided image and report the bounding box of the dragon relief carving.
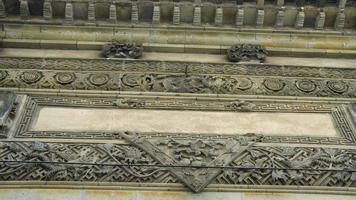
[1,134,356,192]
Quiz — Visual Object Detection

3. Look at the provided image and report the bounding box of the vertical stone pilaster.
[334,9,345,30]
[20,0,30,19]
[0,0,6,18]
[43,0,53,20]
[338,0,347,9]
[214,7,223,26]
[193,6,201,26]
[257,0,264,7]
[235,7,244,27]
[152,4,160,25]
[275,7,285,28]
[276,0,284,6]
[256,9,264,27]
[87,2,95,22]
[172,4,180,25]
[109,4,117,22]
[131,2,139,24]
[315,8,325,30]
[295,7,304,29]
[65,2,74,21]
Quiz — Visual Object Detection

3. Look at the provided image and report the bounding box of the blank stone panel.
[31,107,339,137]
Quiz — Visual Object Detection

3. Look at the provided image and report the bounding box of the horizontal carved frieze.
[1,133,356,192]
[0,57,355,98]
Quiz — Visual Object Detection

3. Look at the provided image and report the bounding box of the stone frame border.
[11,94,356,144]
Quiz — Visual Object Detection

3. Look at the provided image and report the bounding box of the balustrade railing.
[0,0,355,30]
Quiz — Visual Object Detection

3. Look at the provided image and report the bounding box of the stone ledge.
[3,39,356,58]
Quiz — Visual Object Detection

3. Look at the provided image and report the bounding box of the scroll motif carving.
[102,41,143,59]
[1,138,356,192]
[1,69,354,98]
[227,44,267,63]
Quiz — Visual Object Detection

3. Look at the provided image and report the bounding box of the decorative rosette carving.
[88,74,109,86]
[295,80,316,93]
[327,80,348,94]
[227,44,267,63]
[121,74,140,87]
[263,78,285,92]
[55,72,76,85]
[236,77,253,90]
[0,70,8,81]
[20,71,43,84]
[102,41,143,59]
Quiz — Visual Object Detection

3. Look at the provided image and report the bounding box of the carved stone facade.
[0,0,356,199]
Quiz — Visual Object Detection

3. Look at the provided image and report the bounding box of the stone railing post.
[152,3,160,25]
[65,1,74,21]
[131,2,139,24]
[334,9,345,30]
[256,8,264,27]
[20,0,30,19]
[276,0,284,6]
[193,5,201,26]
[109,3,117,22]
[338,0,347,9]
[315,8,325,30]
[43,0,53,20]
[214,6,223,26]
[87,1,95,22]
[295,7,304,29]
[235,7,244,27]
[275,7,285,28]
[0,0,6,18]
[173,3,180,25]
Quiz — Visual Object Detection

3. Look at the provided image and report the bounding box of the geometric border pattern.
[12,95,356,144]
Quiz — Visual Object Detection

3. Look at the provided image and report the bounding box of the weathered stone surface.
[32,107,338,136]
[1,189,356,200]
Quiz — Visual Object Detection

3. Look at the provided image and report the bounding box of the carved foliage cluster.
[227,44,267,63]
[215,146,356,187]
[101,41,143,59]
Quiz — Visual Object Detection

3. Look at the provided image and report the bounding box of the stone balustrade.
[0,0,356,30]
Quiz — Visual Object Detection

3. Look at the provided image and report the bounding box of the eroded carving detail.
[295,79,317,93]
[225,100,256,112]
[54,72,76,85]
[1,139,356,192]
[215,147,356,188]
[227,44,267,63]
[20,71,43,84]
[0,141,176,183]
[102,41,143,59]
[120,132,263,192]
[0,92,17,138]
